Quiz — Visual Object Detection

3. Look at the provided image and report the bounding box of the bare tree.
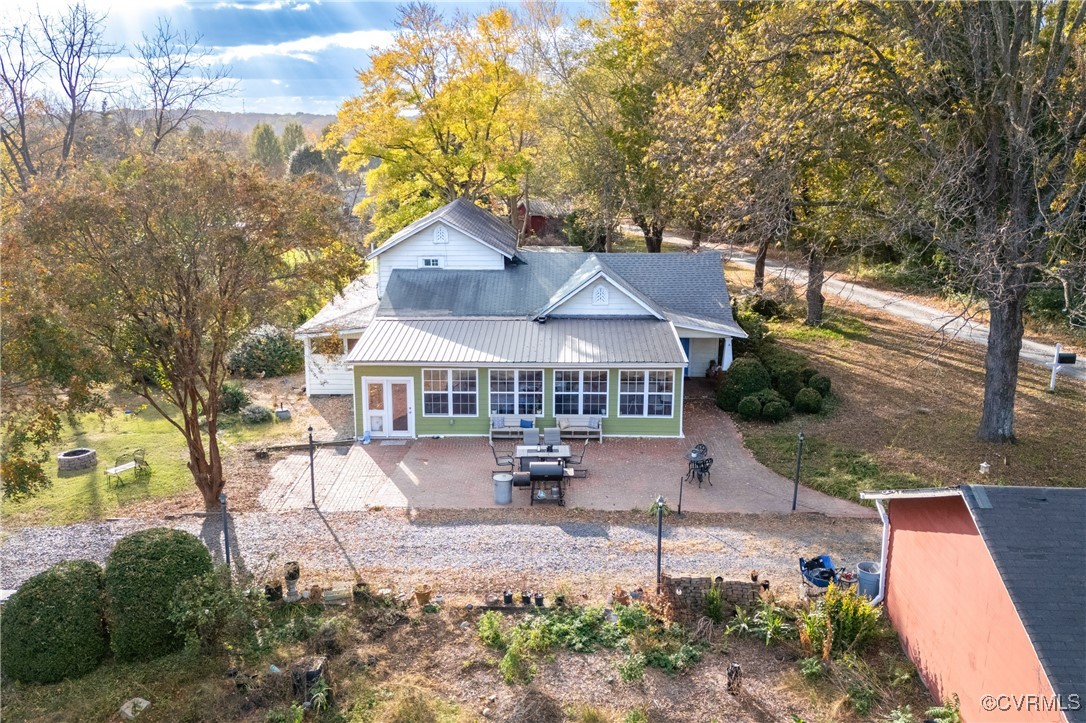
[35,2,118,174]
[133,19,233,153]
[0,22,44,192]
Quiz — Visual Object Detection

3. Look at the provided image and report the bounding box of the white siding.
[685,337,721,377]
[551,278,651,316]
[304,353,354,395]
[376,222,506,296]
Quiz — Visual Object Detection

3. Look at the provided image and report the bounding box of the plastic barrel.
[493,474,513,505]
[856,561,881,598]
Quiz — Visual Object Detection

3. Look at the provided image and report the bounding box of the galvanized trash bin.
[856,561,881,598]
[493,473,513,505]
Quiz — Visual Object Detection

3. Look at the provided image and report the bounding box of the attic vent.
[592,285,609,305]
[433,225,449,244]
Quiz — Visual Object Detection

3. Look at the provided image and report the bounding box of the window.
[619,370,673,417]
[592,285,609,305]
[423,369,477,416]
[489,370,543,416]
[345,337,359,353]
[418,257,442,268]
[554,370,608,416]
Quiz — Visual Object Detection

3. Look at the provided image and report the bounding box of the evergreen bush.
[716,357,771,412]
[240,404,273,424]
[737,395,763,420]
[808,373,832,396]
[104,528,213,661]
[228,327,304,378]
[762,400,789,422]
[0,560,108,683]
[219,381,250,414]
[794,387,823,414]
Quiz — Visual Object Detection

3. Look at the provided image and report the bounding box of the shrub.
[794,387,823,414]
[170,567,271,655]
[240,404,273,424]
[219,381,250,414]
[716,357,771,412]
[737,395,762,420]
[105,527,213,661]
[776,368,805,403]
[228,326,304,378]
[762,400,789,422]
[0,560,108,683]
[808,373,832,396]
[801,367,818,384]
[799,584,881,658]
[702,584,725,624]
[618,652,647,682]
[477,610,505,649]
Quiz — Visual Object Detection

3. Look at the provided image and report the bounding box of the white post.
[1049,343,1061,393]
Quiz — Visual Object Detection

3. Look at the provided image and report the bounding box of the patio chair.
[691,443,708,457]
[565,439,590,478]
[132,448,151,481]
[522,428,540,446]
[543,427,561,446]
[694,457,713,488]
[489,441,514,473]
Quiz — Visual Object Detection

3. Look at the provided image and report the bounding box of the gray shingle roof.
[294,277,379,336]
[961,484,1086,719]
[346,318,687,366]
[367,198,518,260]
[378,250,746,337]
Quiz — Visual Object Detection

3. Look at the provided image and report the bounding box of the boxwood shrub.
[228,326,304,378]
[808,373,832,396]
[0,560,108,683]
[104,528,213,661]
[716,357,771,412]
[240,403,273,424]
[794,387,823,414]
[219,381,250,414]
[737,395,763,420]
[762,400,790,422]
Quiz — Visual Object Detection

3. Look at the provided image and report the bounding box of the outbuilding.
[861,485,1085,722]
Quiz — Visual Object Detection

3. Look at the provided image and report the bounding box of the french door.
[362,377,414,438]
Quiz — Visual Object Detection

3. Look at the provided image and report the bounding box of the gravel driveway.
[0,509,881,599]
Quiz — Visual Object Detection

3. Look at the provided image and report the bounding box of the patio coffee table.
[515,444,571,461]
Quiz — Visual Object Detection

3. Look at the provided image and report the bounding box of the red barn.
[861,486,1085,722]
[516,198,568,238]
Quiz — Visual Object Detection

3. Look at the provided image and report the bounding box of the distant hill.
[186,111,337,138]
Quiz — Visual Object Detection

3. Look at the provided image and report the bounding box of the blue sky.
[8,0,590,115]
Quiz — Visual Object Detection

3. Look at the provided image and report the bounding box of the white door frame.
[361,376,415,438]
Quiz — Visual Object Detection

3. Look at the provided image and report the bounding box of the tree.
[280,122,306,159]
[132,18,232,153]
[328,3,535,241]
[11,154,362,505]
[857,1,1086,442]
[249,122,282,171]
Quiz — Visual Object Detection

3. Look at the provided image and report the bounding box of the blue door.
[680,338,691,377]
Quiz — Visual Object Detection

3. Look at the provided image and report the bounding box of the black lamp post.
[308,425,316,508]
[791,432,805,512]
[219,492,231,570]
[677,472,684,517]
[655,495,665,594]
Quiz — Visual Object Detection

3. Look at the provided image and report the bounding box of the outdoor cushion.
[520,419,534,429]
[491,415,505,429]
[558,419,570,430]
[588,417,601,430]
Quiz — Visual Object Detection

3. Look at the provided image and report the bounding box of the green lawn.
[3,403,296,527]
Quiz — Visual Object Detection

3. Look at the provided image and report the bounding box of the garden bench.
[489,415,537,442]
[555,415,603,443]
[106,449,150,486]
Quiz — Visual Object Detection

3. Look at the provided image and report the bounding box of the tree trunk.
[977,294,1026,443]
[635,216,664,253]
[691,219,704,251]
[753,238,768,292]
[804,249,825,327]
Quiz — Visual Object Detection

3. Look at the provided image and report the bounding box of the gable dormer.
[534,258,665,319]
[366,199,517,296]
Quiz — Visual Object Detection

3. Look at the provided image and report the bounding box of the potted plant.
[415,584,432,606]
[520,590,531,605]
[503,590,514,605]
[533,591,544,607]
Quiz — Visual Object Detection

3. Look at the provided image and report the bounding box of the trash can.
[856,561,881,599]
[493,473,513,505]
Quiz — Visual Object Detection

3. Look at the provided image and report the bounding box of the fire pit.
[57,448,97,472]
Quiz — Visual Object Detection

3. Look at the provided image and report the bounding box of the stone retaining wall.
[660,573,770,622]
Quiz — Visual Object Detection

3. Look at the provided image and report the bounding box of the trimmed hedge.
[228,327,304,378]
[794,387,823,414]
[0,560,108,683]
[808,373,832,396]
[104,528,213,662]
[737,395,762,420]
[240,403,273,424]
[762,400,789,422]
[716,357,771,412]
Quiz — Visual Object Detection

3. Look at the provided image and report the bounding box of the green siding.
[353,365,684,438]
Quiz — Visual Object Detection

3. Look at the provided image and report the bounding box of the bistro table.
[683,448,708,485]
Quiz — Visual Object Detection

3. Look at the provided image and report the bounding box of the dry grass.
[725,264,1086,495]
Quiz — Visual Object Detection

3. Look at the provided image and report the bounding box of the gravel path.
[0,509,881,598]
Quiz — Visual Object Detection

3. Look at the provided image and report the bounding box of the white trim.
[673,321,747,338]
[366,216,515,261]
[552,369,610,418]
[668,323,690,366]
[421,368,479,418]
[617,369,676,419]
[488,368,546,418]
[296,326,369,340]
[860,488,961,500]
[417,256,444,268]
[349,360,684,369]
[535,271,665,320]
[360,376,415,438]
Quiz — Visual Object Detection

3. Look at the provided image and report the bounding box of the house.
[295,277,379,395]
[516,198,569,237]
[860,485,1085,723]
[300,197,745,439]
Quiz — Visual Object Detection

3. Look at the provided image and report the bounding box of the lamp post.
[219,492,231,570]
[655,495,665,594]
[677,473,684,517]
[308,425,316,508]
[791,432,805,512]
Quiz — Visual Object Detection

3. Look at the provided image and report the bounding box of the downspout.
[871,499,889,606]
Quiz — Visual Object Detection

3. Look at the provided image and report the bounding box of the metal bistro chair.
[489,440,514,473]
[565,438,590,478]
[543,427,562,446]
[522,428,541,446]
[694,457,713,488]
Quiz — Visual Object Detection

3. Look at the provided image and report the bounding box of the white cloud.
[270,79,281,85]
[212,0,312,11]
[209,28,394,64]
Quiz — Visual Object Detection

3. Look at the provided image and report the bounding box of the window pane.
[424,394,448,415]
[423,370,448,392]
[648,371,673,393]
[491,393,515,415]
[518,393,543,416]
[554,371,579,394]
[519,370,543,392]
[490,370,514,393]
[583,371,607,393]
[620,371,644,393]
[647,394,672,416]
[452,370,476,392]
[619,394,644,416]
[452,393,477,416]
[555,394,580,415]
[583,394,607,416]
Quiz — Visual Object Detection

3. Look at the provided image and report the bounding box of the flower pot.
[554,594,566,607]
[534,592,544,607]
[352,582,370,602]
[415,584,432,606]
[503,590,514,605]
[284,561,300,582]
[521,591,531,605]
[264,580,283,602]
[275,409,292,421]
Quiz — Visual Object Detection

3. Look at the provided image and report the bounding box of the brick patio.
[259,384,873,517]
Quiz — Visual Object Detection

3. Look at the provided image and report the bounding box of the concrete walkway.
[622,225,1084,383]
[259,390,873,518]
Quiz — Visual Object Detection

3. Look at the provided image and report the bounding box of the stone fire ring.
[57,448,98,472]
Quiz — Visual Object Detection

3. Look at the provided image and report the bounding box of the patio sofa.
[489,415,537,441]
[556,415,604,443]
